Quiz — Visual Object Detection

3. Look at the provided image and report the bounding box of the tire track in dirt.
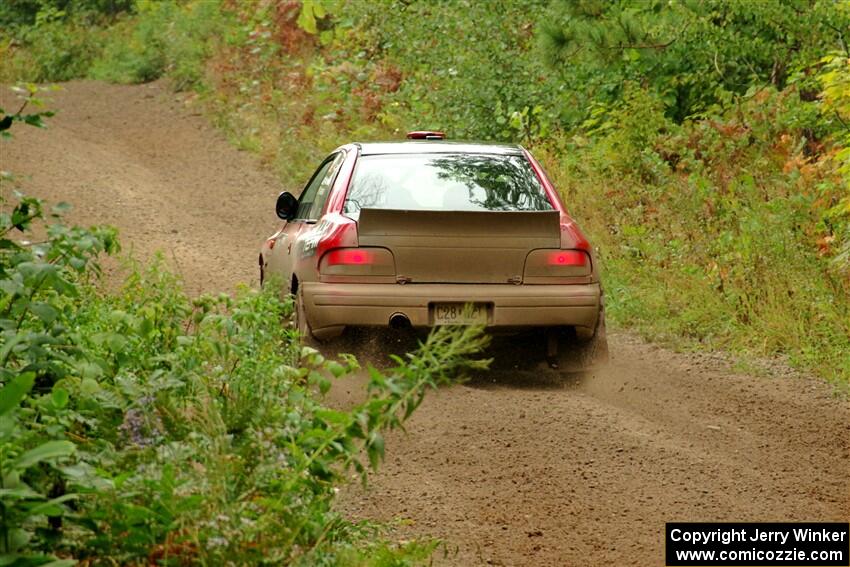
[2,81,847,567]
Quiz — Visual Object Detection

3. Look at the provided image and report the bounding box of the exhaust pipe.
[389,312,411,329]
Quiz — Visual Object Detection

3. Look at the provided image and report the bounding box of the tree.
[540,0,850,121]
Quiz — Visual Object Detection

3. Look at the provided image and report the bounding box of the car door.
[275,152,346,291]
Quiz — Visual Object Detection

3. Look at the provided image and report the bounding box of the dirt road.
[2,81,847,566]
[1,81,281,294]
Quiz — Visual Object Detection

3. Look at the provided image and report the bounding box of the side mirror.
[276,191,298,220]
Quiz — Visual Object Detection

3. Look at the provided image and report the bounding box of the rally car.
[259,131,608,369]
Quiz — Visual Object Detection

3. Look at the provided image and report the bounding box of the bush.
[90,0,228,90]
[9,8,104,82]
[0,1,225,90]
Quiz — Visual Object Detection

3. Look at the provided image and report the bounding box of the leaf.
[0,487,41,500]
[326,360,346,378]
[79,377,100,394]
[306,369,331,395]
[0,372,35,416]
[39,560,77,567]
[7,527,30,552]
[11,440,75,470]
[137,317,154,337]
[107,333,127,352]
[30,302,59,324]
[314,408,349,425]
[76,359,104,381]
[23,114,45,128]
[27,493,78,516]
[297,0,318,34]
[367,432,384,470]
[51,387,69,409]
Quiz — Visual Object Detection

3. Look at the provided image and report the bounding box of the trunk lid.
[356,208,560,284]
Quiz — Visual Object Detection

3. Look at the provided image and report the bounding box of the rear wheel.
[294,286,318,347]
[576,307,609,369]
[555,308,609,372]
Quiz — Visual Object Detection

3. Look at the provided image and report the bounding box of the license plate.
[432,303,488,325]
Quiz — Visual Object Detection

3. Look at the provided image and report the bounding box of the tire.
[294,286,318,347]
[556,308,610,372]
[577,307,609,369]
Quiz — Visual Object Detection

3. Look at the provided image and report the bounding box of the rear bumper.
[301,281,601,334]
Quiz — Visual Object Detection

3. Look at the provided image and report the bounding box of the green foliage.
[540,0,849,122]
[0,0,133,28]
[0,110,119,564]
[296,0,330,38]
[0,373,76,567]
[0,0,223,90]
[4,15,103,83]
[577,81,673,181]
[337,0,554,141]
[818,53,850,274]
[63,272,485,564]
[90,0,227,90]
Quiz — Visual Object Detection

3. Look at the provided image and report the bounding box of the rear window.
[343,153,553,218]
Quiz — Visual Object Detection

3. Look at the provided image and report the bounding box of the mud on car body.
[260,132,608,369]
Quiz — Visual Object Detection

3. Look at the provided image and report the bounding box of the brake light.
[319,247,395,277]
[324,248,373,266]
[549,250,587,266]
[524,249,591,281]
[406,130,445,140]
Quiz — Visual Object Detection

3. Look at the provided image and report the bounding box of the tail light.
[325,249,372,266]
[524,249,591,281]
[319,247,395,276]
[548,250,587,267]
[315,213,395,277]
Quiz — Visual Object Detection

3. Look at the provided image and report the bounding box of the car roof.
[354,141,524,156]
